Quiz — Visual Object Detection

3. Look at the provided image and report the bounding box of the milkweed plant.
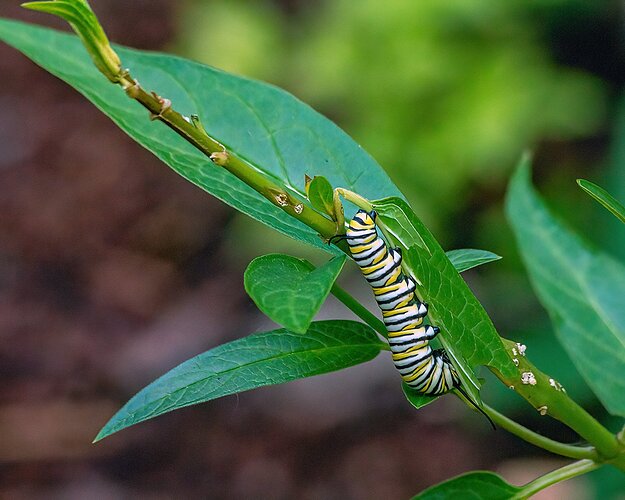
[1,1,624,498]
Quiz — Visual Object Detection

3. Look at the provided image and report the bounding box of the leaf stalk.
[482,404,598,460]
[511,459,600,499]
[331,284,387,338]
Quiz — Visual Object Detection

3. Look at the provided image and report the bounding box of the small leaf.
[95,320,385,441]
[244,254,346,333]
[446,248,502,273]
[413,471,521,499]
[507,158,625,416]
[21,0,122,82]
[308,176,335,218]
[577,179,625,224]
[371,198,518,406]
[402,383,437,410]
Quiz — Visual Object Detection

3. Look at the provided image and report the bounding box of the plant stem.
[120,76,339,239]
[331,284,387,338]
[482,404,598,460]
[496,339,622,460]
[335,188,373,211]
[511,459,600,499]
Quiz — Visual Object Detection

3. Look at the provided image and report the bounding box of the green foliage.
[306,175,336,219]
[601,94,625,261]
[95,320,384,441]
[180,0,606,225]
[22,0,121,81]
[577,179,625,225]
[244,254,346,333]
[445,248,502,273]
[507,158,625,417]
[3,5,625,496]
[175,0,285,84]
[297,0,605,221]
[0,18,400,255]
[412,471,520,499]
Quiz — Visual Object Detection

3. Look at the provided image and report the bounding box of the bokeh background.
[1,0,624,498]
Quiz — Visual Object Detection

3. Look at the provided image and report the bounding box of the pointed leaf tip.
[577,178,625,224]
[94,321,383,440]
[244,254,346,333]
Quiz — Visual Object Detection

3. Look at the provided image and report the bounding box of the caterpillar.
[344,209,462,395]
[331,208,493,426]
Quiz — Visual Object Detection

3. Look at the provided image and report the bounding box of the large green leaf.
[95,320,384,441]
[446,248,502,273]
[244,254,346,333]
[0,18,402,254]
[506,159,625,417]
[371,198,517,402]
[412,472,521,500]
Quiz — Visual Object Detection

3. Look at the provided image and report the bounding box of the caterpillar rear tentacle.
[344,209,494,427]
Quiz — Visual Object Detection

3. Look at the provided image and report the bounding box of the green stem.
[483,404,597,460]
[335,188,373,211]
[122,78,339,239]
[511,459,600,500]
[331,284,387,338]
[496,339,621,460]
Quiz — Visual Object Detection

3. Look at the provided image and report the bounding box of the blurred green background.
[1,0,624,497]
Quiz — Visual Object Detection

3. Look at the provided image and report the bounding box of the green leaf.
[95,320,384,441]
[0,18,402,254]
[506,158,625,417]
[21,1,122,82]
[307,176,335,217]
[371,198,517,404]
[446,248,502,273]
[244,254,346,333]
[413,471,521,500]
[402,382,437,410]
[577,179,625,224]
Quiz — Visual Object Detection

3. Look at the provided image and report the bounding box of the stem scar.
[149,93,171,121]
[210,151,229,166]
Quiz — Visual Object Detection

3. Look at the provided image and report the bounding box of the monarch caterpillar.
[339,210,494,426]
[345,209,461,395]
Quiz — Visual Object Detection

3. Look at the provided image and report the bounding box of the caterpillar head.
[349,209,377,229]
